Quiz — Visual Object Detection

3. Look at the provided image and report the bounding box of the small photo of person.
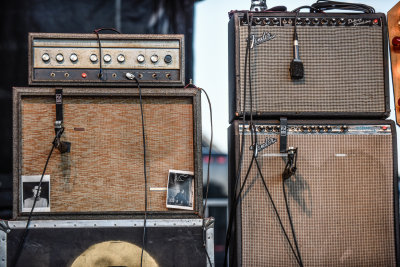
[166,170,194,210]
[21,175,50,212]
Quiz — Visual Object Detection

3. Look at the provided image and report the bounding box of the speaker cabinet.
[228,12,390,121]
[13,87,202,219]
[228,120,398,266]
[1,218,214,267]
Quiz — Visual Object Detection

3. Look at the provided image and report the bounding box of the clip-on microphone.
[54,89,71,153]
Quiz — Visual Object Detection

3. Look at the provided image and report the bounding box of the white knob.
[137,54,145,63]
[42,53,50,62]
[90,54,98,62]
[150,54,159,63]
[103,54,111,63]
[56,54,64,62]
[117,54,125,63]
[70,53,78,62]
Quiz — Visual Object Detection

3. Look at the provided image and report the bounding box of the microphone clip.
[283,147,298,180]
[53,125,71,154]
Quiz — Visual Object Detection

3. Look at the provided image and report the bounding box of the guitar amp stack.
[1,32,214,267]
[228,5,398,267]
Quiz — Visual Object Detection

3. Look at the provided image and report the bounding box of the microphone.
[290,29,304,80]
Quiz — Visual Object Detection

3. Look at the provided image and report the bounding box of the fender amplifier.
[228,120,399,266]
[228,12,390,121]
[12,87,202,219]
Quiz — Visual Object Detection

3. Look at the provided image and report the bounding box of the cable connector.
[125,72,135,80]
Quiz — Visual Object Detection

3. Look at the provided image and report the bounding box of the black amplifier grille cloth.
[239,133,395,266]
[238,26,385,113]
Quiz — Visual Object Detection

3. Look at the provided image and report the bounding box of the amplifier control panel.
[29,33,184,86]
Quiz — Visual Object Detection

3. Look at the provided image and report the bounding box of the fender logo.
[249,32,276,49]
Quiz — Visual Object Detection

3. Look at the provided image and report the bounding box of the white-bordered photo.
[21,175,50,212]
[166,170,194,210]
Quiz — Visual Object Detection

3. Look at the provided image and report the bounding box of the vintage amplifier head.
[228,12,390,120]
[13,87,202,219]
[228,119,399,266]
[28,33,185,87]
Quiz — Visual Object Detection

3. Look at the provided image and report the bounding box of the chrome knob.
[70,53,78,62]
[117,54,125,63]
[90,54,98,62]
[150,54,159,63]
[56,53,64,62]
[103,54,111,63]
[42,53,50,62]
[137,54,145,63]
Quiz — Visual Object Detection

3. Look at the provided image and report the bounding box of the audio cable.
[93,28,121,80]
[185,82,214,267]
[11,128,64,267]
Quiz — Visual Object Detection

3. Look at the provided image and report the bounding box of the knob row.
[41,53,173,64]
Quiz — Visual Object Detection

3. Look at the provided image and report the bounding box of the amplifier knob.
[339,18,345,24]
[318,126,324,132]
[258,126,265,132]
[265,18,270,24]
[56,53,64,63]
[310,126,316,131]
[137,54,145,63]
[164,55,172,64]
[331,18,337,25]
[266,126,273,132]
[150,54,159,63]
[296,18,302,25]
[90,54,98,62]
[321,18,328,24]
[255,17,261,24]
[274,125,280,132]
[305,18,310,24]
[313,18,319,24]
[103,54,111,63]
[325,126,332,132]
[301,125,307,132]
[117,54,125,63]
[41,53,50,62]
[70,53,78,62]
[273,18,279,25]
[340,125,348,132]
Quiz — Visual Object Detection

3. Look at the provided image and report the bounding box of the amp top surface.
[28,33,185,87]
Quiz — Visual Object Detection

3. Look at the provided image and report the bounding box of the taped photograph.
[21,175,50,212]
[166,170,194,210]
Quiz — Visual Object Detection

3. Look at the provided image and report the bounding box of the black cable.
[184,82,213,267]
[254,158,303,266]
[311,0,375,13]
[131,77,148,267]
[201,87,213,267]
[282,148,303,266]
[93,28,121,80]
[12,129,62,267]
[283,174,303,267]
[224,11,253,266]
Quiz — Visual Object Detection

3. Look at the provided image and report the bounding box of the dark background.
[0,0,198,219]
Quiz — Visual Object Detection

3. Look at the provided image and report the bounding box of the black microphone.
[290,30,304,80]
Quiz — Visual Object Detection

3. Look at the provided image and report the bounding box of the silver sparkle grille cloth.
[238,26,385,113]
[238,126,395,266]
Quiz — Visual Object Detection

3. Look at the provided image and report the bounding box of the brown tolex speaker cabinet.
[228,12,390,121]
[228,120,399,266]
[13,87,202,219]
